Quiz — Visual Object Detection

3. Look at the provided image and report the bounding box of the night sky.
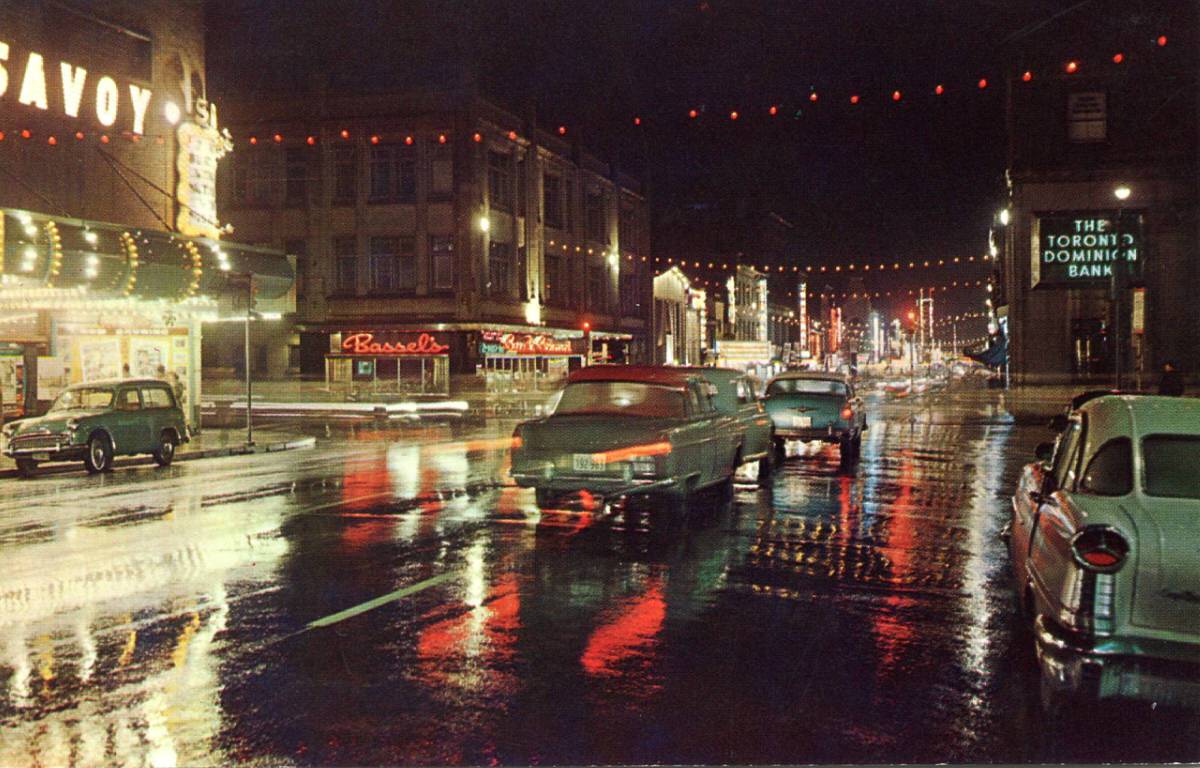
[206,0,1193,323]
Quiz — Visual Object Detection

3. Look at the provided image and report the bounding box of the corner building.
[218,91,652,395]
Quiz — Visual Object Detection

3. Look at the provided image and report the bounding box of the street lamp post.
[1112,185,1131,390]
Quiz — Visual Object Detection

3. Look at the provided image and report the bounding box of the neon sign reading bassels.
[341,332,449,355]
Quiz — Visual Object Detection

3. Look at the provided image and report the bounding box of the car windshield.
[554,382,686,418]
[1142,436,1200,499]
[767,378,848,396]
[48,387,114,412]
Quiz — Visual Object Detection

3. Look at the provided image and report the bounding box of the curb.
[0,435,316,480]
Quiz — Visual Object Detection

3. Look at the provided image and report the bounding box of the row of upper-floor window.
[226,144,647,252]
[285,233,644,315]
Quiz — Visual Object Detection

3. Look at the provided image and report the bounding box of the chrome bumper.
[511,469,680,499]
[1035,614,1200,706]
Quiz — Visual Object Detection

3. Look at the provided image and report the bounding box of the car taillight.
[1071,526,1129,573]
[840,404,853,420]
[510,428,523,450]
[592,441,672,464]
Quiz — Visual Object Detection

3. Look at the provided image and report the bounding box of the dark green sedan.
[2,378,189,476]
[510,365,741,512]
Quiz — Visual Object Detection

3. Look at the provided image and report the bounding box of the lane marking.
[301,571,457,631]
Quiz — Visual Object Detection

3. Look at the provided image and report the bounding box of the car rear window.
[554,382,685,418]
[767,378,847,396]
[141,387,174,409]
[1142,436,1200,499]
[1079,438,1132,496]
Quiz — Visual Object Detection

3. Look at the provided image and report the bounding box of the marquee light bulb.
[84,230,98,245]
[164,101,181,125]
[1114,185,1131,201]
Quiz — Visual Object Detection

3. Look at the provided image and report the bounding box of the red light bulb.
[1022,70,1033,82]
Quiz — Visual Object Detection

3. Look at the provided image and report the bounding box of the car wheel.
[15,458,37,478]
[838,433,854,464]
[153,431,177,467]
[534,487,558,508]
[773,437,787,461]
[84,434,113,474]
[851,432,863,458]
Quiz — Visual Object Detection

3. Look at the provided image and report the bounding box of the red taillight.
[840,405,853,420]
[510,429,522,450]
[593,441,671,464]
[1071,526,1129,573]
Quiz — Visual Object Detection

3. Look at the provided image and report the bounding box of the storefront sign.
[478,330,572,356]
[0,40,154,134]
[1032,212,1144,287]
[341,332,449,356]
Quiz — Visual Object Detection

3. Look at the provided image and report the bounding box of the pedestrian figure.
[122,363,131,377]
[155,364,167,379]
[1158,360,1185,397]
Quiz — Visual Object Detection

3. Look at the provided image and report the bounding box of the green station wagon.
[2,378,189,476]
[510,365,740,512]
[1008,394,1200,712]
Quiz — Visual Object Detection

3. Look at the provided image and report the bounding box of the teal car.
[2,379,189,476]
[510,365,741,512]
[763,371,866,463]
[677,366,775,482]
[1008,394,1200,712]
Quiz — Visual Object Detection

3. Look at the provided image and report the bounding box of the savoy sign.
[1031,212,1144,288]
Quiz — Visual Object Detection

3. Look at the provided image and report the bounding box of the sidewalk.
[0,425,316,479]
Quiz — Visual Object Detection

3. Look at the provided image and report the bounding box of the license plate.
[32,452,51,461]
[791,416,812,428]
[572,453,606,472]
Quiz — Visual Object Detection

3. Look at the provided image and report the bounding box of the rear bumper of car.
[511,464,682,498]
[1035,613,1200,707]
[772,424,848,442]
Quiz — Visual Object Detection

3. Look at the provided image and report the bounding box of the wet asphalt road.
[1,385,1198,766]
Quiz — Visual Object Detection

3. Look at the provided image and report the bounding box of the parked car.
[676,366,775,483]
[1007,393,1200,712]
[2,378,189,476]
[510,365,741,512]
[763,371,866,462]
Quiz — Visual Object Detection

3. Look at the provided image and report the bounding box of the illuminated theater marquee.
[0,40,155,134]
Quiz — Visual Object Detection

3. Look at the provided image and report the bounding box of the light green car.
[1008,394,1200,712]
[510,365,741,512]
[2,378,189,476]
[677,367,775,483]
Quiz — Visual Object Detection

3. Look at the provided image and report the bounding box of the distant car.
[763,371,866,462]
[675,366,775,483]
[2,379,189,476]
[1007,394,1200,713]
[510,365,741,512]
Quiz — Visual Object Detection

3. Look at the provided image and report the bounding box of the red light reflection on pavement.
[871,453,917,680]
[580,576,665,678]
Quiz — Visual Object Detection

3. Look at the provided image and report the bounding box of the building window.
[333,236,357,294]
[369,144,416,201]
[368,236,415,293]
[234,148,273,206]
[516,159,526,214]
[1067,92,1107,143]
[543,174,562,228]
[430,235,454,291]
[285,239,308,302]
[619,204,638,254]
[586,190,607,243]
[333,146,357,204]
[489,241,514,298]
[284,149,308,207]
[431,139,453,196]
[544,252,564,307]
[621,271,641,314]
[488,151,512,211]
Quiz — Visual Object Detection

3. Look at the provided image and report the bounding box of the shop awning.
[0,208,294,302]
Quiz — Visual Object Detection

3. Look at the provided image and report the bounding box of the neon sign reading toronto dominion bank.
[1033,212,1144,287]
